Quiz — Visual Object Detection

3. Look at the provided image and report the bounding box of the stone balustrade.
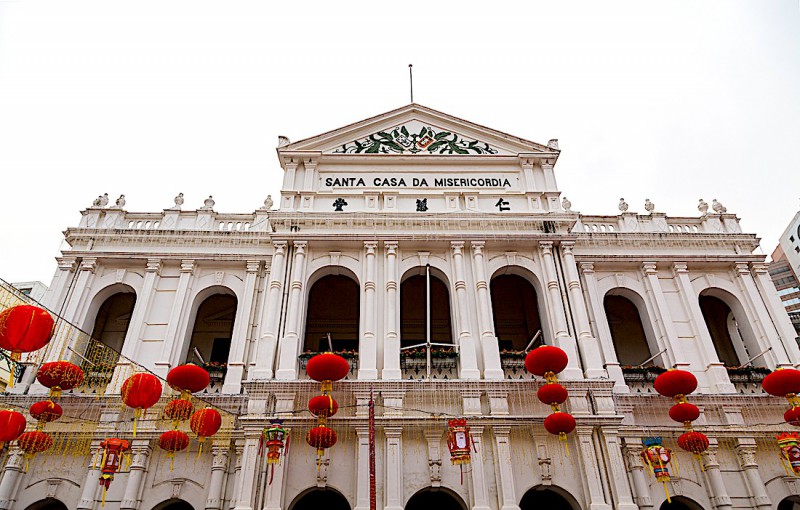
[78,207,266,232]
[575,212,743,235]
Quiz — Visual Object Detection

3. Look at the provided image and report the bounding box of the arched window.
[151,500,195,510]
[660,496,705,510]
[84,288,137,386]
[304,274,360,352]
[490,274,543,350]
[405,488,466,510]
[520,485,581,510]
[604,294,655,366]
[290,488,350,510]
[779,496,800,510]
[186,294,237,370]
[24,499,68,510]
[400,272,452,347]
[699,294,743,367]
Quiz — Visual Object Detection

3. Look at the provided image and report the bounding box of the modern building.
[768,245,800,336]
[2,104,800,510]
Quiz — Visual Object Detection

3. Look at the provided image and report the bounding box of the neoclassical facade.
[2,104,800,510]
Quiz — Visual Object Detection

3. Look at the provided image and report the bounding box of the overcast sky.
[1,1,798,285]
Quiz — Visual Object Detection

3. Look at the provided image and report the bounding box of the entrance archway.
[520,485,581,510]
[304,274,360,352]
[290,488,350,510]
[660,496,705,510]
[405,487,466,510]
[152,500,194,510]
[24,499,68,510]
[490,274,543,351]
[779,496,800,510]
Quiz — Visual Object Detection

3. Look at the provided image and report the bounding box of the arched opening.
[289,488,350,510]
[490,274,543,350]
[604,294,655,366]
[185,293,237,379]
[400,271,453,348]
[520,485,581,510]
[151,499,195,510]
[698,293,755,367]
[303,274,360,352]
[84,288,136,385]
[660,496,705,510]
[24,499,68,510]
[779,496,800,510]
[405,487,467,510]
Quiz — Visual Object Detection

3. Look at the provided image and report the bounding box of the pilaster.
[493,426,520,510]
[276,241,308,380]
[470,241,503,379]
[159,259,196,377]
[622,440,653,510]
[385,427,403,510]
[206,445,230,510]
[468,426,491,510]
[383,242,401,379]
[223,260,261,393]
[701,444,733,510]
[252,241,287,380]
[451,242,480,379]
[561,242,604,378]
[735,440,771,510]
[539,242,582,379]
[360,242,379,380]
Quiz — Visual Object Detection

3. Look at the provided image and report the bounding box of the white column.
[735,441,771,510]
[622,441,653,510]
[233,436,260,510]
[471,242,503,379]
[732,262,791,366]
[120,444,151,510]
[62,257,98,324]
[43,258,96,365]
[576,426,611,510]
[492,426,520,510]
[0,447,24,510]
[451,242,480,379]
[41,256,78,313]
[539,242,582,379]
[121,259,161,361]
[251,242,286,379]
[385,427,403,510]
[206,445,230,510]
[77,446,102,510]
[383,242,401,379]
[159,259,196,376]
[223,260,261,393]
[599,430,637,510]
[560,243,604,378]
[751,262,800,363]
[641,262,683,366]
[468,427,490,510]
[276,241,307,380]
[354,428,371,510]
[360,242,378,379]
[672,263,734,393]
[702,446,732,510]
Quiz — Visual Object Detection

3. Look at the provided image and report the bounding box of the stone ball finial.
[698,198,708,216]
[644,198,654,213]
[711,199,727,214]
[618,198,629,212]
[202,196,215,210]
[262,195,274,210]
[561,196,572,212]
[169,192,184,210]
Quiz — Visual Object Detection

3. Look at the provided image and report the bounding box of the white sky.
[1,1,798,285]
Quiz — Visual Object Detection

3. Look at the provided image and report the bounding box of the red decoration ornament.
[641,437,672,502]
[166,364,210,400]
[98,438,131,506]
[0,409,27,448]
[164,399,194,423]
[36,361,85,398]
[763,369,800,403]
[159,430,190,470]
[306,353,350,392]
[308,395,339,420]
[525,346,568,380]
[18,430,52,469]
[0,305,55,359]
[668,402,700,425]
[259,420,289,485]
[121,373,163,437]
[786,407,800,427]
[677,431,710,455]
[190,407,222,443]
[778,432,800,476]
[446,419,472,465]
[544,411,576,442]
[29,400,63,426]
[306,426,337,455]
[654,369,698,401]
[537,383,568,409]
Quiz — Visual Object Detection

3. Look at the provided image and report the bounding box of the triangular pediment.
[280,103,558,157]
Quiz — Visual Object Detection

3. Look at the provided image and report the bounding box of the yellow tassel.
[101,486,107,507]
[170,453,175,471]
[133,408,141,438]
[99,448,108,472]
[663,482,671,503]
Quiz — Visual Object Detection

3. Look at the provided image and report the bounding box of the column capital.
[733,261,751,275]
[750,262,769,275]
[671,262,689,275]
[493,425,511,437]
[246,260,262,273]
[539,241,554,253]
[579,262,595,274]
[364,241,378,253]
[180,259,196,274]
[80,257,98,273]
[56,257,78,272]
[293,240,308,253]
[384,427,403,439]
[384,241,398,253]
[471,241,486,255]
[145,258,162,274]
[450,241,465,254]
[560,240,575,251]
[273,240,288,253]
[735,445,758,468]
[642,261,658,274]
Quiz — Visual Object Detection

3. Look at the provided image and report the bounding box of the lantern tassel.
[269,464,274,485]
[460,465,463,485]
[132,408,141,438]
[101,486,107,507]
[197,440,204,459]
[170,453,175,471]
[663,482,671,503]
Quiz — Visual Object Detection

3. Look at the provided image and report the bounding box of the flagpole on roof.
[409,64,414,103]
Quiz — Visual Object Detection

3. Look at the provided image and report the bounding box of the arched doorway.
[490,274,543,351]
[290,488,350,510]
[24,499,68,510]
[660,496,705,510]
[779,496,800,510]
[152,500,194,510]
[84,288,137,387]
[304,274,360,352]
[604,293,656,366]
[405,487,466,510]
[698,292,758,368]
[520,485,580,510]
[400,271,453,347]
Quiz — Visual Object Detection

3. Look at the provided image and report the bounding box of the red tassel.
[269,464,274,485]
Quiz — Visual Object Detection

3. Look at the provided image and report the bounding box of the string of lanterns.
[525,345,575,448]
[304,353,349,465]
[762,368,800,476]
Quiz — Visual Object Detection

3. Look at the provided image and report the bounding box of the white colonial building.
[2,104,800,510]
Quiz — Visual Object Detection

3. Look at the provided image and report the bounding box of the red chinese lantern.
[121,373,162,437]
[446,419,472,465]
[641,437,672,502]
[308,395,339,421]
[0,305,55,360]
[764,368,800,406]
[525,346,568,381]
[544,411,576,442]
[306,426,337,456]
[36,361,85,398]
[306,353,350,393]
[677,431,709,455]
[537,383,568,410]
[164,399,194,424]
[159,430,190,470]
[786,407,800,427]
[29,400,63,427]
[17,430,52,470]
[190,407,222,452]
[0,409,27,448]
[654,369,698,402]
[166,364,210,400]
[98,438,130,506]
[668,402,700,426]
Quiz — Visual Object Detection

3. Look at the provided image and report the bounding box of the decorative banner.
[641,437,672,503]
[777,432,800,476]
